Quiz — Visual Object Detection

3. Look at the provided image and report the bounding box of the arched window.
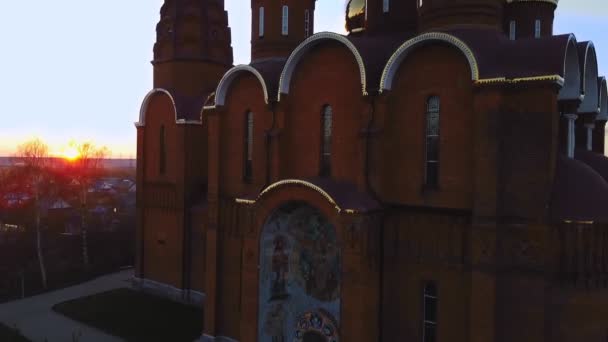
[509,20,516,40]
[320,105,333,177]
[534,19,541,38]
[244,111,254,182]
[259,7,265,38]
[159,125,166,175]
[282,6,289,36]
[383,0,390,13]
[423,282,438,342]
[304,9,310,37]
[425,96,440,187]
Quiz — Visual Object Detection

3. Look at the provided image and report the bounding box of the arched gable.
[278,32,367,100]
[598,77,608,120]
[380,32,480,92]
[578,42,600,113]
[215,65,269,107]
[558,35,582,101]
[137,88,178,127]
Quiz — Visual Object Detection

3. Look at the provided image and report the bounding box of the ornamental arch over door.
[258,202,341,342]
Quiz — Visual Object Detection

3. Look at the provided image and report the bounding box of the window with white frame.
[383,0,390,13]
[244,111,254,182]
[423,282,438,342]
[320,105,332,177]
[259,7,265,37]
[304,9,310,37]
[534,19,541,38]
[282,6,289,36]
[425,96,440,187]
[509,20,516,40]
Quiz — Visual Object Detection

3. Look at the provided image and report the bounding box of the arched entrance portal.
[258,202,341,342]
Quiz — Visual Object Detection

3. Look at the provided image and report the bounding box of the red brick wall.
[220,73,272,197]
[140,93,185,289]
[373,44,475,209]
[281,42,367,187]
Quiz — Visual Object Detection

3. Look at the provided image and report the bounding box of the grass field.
[52,288,203,342]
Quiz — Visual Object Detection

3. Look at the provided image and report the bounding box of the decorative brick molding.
[131,276,205,307]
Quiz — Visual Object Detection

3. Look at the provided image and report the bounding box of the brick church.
[134,0,608,341]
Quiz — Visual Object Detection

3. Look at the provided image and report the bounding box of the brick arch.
[578,41,599,113]
[559,35,582,101]
[380,32,480,92]
[598,77,608,120]
[278,32,367,100]
[137,88,178,126]
[252,180,347,246]
[214,65,269,107]
[244,180,350,342]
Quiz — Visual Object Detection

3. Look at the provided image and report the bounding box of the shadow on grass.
[52,288,203,342]
[0,322,30,342]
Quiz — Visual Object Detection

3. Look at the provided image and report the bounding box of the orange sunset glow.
[60,146,81,161]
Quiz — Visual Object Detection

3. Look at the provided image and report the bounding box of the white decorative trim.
[131,276,206,307]
[380,32,480,92]
[598,77,608,120]
[578,41,600,114]
[278,32,368,100]
[564,113,578,158]
[558,34,582,101]
[137,88,178,127]
[215,65,269,107]
[176,119,204,126]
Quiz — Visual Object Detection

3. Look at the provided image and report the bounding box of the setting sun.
[61,146,80,161]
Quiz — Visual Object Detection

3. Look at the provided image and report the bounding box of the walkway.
[0,269,133,342]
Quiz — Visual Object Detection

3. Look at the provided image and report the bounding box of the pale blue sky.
[0,0,605,157]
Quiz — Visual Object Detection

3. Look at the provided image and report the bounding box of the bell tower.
[251,0,316,62]
[365,0,419,34]
[505,0,558,39]
[153,0,234,96]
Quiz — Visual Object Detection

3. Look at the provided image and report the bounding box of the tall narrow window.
[159,125,166,175]
[304,9,310,37]
[383,0,390,13]
[244,111,254,182]
[509,20,516,40]
[425,96,440,187]
[320,105,333,177]
[259,7,265,38]
[419,0,423,8]
[423,282,438,342]
[282,6,289,36]
[534,19,541,38]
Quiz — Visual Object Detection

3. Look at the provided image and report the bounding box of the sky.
[0,0,606,158]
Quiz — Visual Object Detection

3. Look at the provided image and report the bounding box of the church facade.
[135,0,608,341]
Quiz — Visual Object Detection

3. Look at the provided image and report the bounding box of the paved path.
[0,269,133,342]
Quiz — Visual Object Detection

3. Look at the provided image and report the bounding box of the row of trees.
[0,138,108,290]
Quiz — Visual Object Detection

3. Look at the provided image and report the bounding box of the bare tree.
[15,138,50,289]
[68,141,109,270]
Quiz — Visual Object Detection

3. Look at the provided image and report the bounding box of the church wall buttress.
[378,45,474,208]
[282,42,366,184]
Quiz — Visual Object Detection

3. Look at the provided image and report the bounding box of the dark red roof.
[250,58,288,101]
[551,154,608,223]
[348,32,414,93]
[445,28,572,80]
[575,148,608,183]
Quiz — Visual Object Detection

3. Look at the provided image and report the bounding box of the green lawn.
[52,288,203,342]
[0,323,30,342]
